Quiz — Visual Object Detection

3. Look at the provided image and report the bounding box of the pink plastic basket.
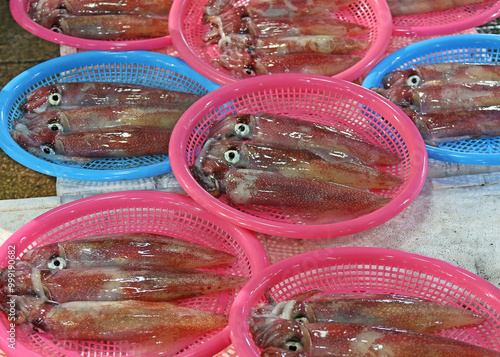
[9,0,172,50]
[391,0,500,37]
[229,247,500,357]
[169,74,428,239]
[168,0,393,84]
[0,191,269,357]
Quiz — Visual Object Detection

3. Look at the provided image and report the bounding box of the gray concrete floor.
[0,0,59,199]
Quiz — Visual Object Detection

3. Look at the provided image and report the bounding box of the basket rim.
[169,73,428,239]
[9,0,173,50]
[391,0,500,37]
[0,50,221,181]
[228,246,500,357]
[168,0,393,85]
[362,33,500,166]
[0,191,270,357]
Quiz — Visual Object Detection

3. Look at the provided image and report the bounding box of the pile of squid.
[11,81,202,162]
[387,0,486,17]
[249,292,500,356]
[28,0,172,40]
[190,112,402,224]
[371,62,500,146]
[0,233,247,353]
[201,0,372,78]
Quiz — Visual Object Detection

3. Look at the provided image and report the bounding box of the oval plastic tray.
[391,0,500,37]
[362,34,500,165]
[0,51,220,181]
[169,0,392,85]
[229,247,500,357]
[0,191,269,357]
[10,0,173,51]
[169,73,428,239]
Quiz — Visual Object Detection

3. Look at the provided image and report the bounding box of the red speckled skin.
[23,82,201,113]
[56,14,170,40]
[12,105,187,148]
[20,105,188,132]
[216,52,364,78]
[219,33,370,56]
[267,294,485,333]
[29,0,173,27]
[386,0,484,16]
[202,16,369,43]
[49,126,172,158]
[406,83,500,114]
[208,113,401,166]
[219,168,390,223]
[405,109,500,145]
[375,82,500,113]
[381,63,500,89]
[17,233,237,270]
[203,0,357,21]
[10,296,228,350]
[253,319,500,357]
[199,139,402,189]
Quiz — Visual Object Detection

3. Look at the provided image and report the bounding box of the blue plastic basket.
[362,34,500,165]
[0,51,220,180]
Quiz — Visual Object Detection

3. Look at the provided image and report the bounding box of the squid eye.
[50,25,63,34]
[47,122,64,131]
[406,74,421,87]
[224,149,240,164]
[243,65,256,77]
[48,255,67,269]
[48,92,62,106]
[234,123,250,137]
[284,341,303,352]
[40,145,55,155]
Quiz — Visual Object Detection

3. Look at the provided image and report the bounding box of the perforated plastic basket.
[0,51,220,181]
[169,0,393,85]
[169,74,428,239]
[9,0,173,50]
[229,247,500,357]
[391,0,500,37]
[362,34,500,166]
[0,191,269,357]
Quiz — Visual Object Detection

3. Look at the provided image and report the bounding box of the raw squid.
[51,14,169,40]
[215,51,363,78]
[16,233,237,270]
[8,296,228,352]
[21,126,172,160]
[219,33,370,56]
[29,0,173,28]
[252,319,500,357]
[17,105,187,131]
[208,113,401,166]
[196,139,402,189]
[23,82,201,113]
[381,63,500,89]
[202,168,391,223]
[372,63,500,144]
[1,266,247,302]
[202,15,369,43]
[406,108,500,145]
[203,0,357,21]
[386,0,485,17]
[258,293,485,333]
[12,104,187,148]
[374,82,500,113]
